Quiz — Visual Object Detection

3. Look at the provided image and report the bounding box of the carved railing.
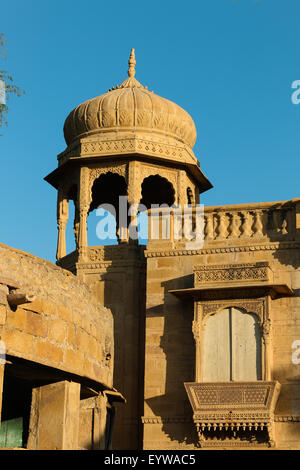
[147,199,300,247]
[203,200,296,243]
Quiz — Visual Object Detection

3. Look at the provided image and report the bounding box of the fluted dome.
[63,50,197,149]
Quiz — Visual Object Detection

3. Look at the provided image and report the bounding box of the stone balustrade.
[147,199,300,246]
[203,200,300,242]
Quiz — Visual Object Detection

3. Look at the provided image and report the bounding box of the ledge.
[169,283,294,300]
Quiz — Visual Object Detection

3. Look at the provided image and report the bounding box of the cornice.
[145,241,300,258]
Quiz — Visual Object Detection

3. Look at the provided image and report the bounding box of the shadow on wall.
[87,244,146,450]
[267,201,300,270]
[145,273,199,447]
[144,273,300,448]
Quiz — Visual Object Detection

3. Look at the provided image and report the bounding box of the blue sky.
[0,0,300,262]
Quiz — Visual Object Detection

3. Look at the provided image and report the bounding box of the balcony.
[184,381,281,448]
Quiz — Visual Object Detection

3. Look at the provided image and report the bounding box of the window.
[202,307,262,382]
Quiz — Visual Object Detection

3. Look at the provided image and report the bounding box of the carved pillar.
[56,190,69,261]
[193,302,202,382]
[177,170,186,207]
[78,167,90,260]
[262,297,272,381]
[78,207,89,260]
[127,161,141,244]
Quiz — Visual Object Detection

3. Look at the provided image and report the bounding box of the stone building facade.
[1,49,300,450]
[0,243,121,449]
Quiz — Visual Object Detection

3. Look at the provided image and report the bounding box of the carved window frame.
[193,295,272,383]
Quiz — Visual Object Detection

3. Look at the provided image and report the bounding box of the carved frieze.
[78,137,192,164]
[57,135,198,169]
[194,262,271,287]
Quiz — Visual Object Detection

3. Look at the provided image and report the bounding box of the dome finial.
[128,48,136,78]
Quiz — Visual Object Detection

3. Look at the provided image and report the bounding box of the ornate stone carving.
[252,210,264,238]
[227,212,241,239]
[240,211,253,238]
[201,204,294,244]
[200,300,264,324]
[59,136,197,167]
[141,416,193,424]
[184,381,281,448]
[79,166,90,211]
[192,320,201,341]
[274,415,300,422]
[215,213,228,239]
[138,163,178,199]
[204,213,214,240]
[194,262,271,286]
[89,163,128,186]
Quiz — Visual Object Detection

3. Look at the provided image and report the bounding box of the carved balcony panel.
[184,381,281,448]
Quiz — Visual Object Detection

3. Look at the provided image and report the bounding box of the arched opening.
[140,175,175,209]
[202,307,262,382]
[87,172,128,245]
[138,175,175,244]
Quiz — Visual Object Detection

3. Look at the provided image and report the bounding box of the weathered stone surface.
[28,381,80,450]
[0,242,114,386]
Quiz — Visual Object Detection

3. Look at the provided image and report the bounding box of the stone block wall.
[143,200,300,450]
[0,242,114,387]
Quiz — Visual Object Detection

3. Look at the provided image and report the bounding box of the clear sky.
[0,0,300,262]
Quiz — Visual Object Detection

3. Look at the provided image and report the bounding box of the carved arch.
[140,174,176,209]
[193,298,272,382]
[201,301,265,328]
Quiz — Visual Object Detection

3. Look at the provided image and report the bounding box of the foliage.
[0,33,25,131]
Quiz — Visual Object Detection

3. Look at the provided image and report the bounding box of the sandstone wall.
[143,199,300,450]
[0,242,113,387]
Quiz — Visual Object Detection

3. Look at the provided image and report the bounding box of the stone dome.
[63,49,197,149]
